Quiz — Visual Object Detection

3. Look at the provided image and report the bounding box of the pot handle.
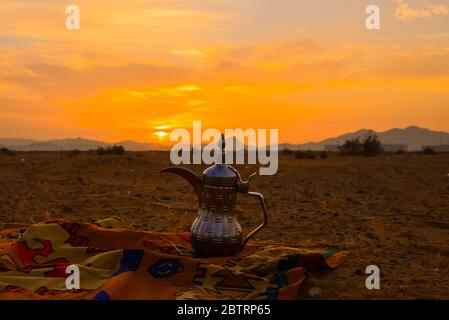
[228,166,269,251]
[240,191,268,251]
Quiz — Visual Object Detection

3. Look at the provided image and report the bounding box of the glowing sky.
[0,0,448,143]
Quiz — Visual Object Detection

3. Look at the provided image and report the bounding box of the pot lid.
[202,134,238,186]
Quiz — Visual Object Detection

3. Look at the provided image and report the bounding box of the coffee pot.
[160,134,268,257]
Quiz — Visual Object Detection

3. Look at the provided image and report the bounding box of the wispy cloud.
[396,0,448,21]
[0,1,448,142]
[172,49,208,57]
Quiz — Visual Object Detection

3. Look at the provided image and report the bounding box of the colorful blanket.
[0,217,348,300]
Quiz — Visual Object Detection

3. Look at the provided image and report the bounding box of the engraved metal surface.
[159,133,268,258]
[191,184,243,257]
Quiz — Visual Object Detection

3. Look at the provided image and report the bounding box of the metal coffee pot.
[160,134,268,257]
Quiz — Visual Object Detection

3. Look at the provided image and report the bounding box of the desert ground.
[0,151,448,299]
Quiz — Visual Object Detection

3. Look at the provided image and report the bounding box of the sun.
[152,125,170,142]
[155,131,168,138]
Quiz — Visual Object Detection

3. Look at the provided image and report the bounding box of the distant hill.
[17,142,61,151]
[48,138,109,150]
[376,126,449,150]
[1,126,448,151]
[279,126,449,151]
[116,140,167,151]
[0,139,38,146]
[0,138,169,151]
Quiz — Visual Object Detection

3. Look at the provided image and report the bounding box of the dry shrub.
[97,145,125,155]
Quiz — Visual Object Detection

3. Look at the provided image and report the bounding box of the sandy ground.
[0,151,448,299]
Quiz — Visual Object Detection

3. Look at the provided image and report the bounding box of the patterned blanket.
[0,217,348,300]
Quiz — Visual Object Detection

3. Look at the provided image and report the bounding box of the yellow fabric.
[0,218,348,300]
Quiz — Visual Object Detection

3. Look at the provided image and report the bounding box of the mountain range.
[0,138,168,152]
[289,126,449,151]
[0,126,448,151]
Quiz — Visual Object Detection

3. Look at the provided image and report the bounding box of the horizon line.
[1,124,449,147]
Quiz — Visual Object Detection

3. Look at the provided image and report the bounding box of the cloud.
[172,49,208,57]
[0,0,448,142]
[396,0,448,21]
[0,0,232,70]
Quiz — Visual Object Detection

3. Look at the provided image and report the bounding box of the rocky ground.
[0,151,448,299]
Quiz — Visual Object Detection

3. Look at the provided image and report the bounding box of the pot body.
[190,184,243,257]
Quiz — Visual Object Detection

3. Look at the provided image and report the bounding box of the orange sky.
[0,0,448,144]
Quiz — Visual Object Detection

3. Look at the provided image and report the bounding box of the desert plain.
[0,151,448,299]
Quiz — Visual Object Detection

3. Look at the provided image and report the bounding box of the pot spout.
[159,167,202,198]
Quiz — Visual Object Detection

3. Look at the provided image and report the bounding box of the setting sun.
[155,131,168,138]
